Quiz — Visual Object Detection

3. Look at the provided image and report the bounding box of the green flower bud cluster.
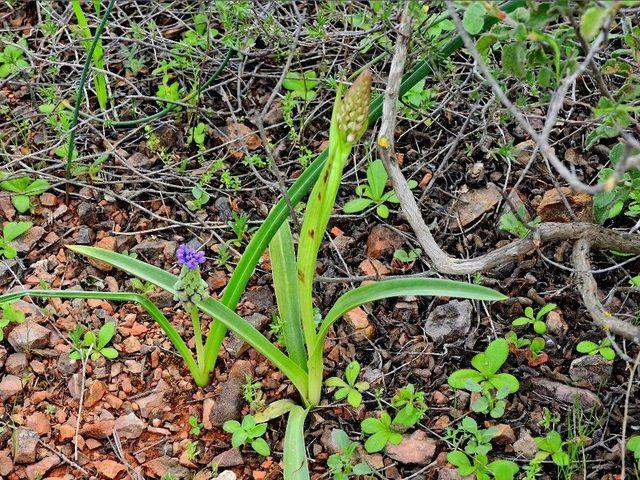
[337,70,372,144]
[173,265,208,304]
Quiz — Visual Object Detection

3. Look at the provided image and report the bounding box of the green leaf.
[347,389,362,407]
[343,198,373,213]
[580,6,608,42]
[24,179,50,196]
[600,347,615,361]
[325,377,347,388]
[269,221,307,368]
[367,159,387,200]
[3,221,32,242]
[487,459,519,479]
[97,322,115,349]
[502,42,526,78]
[512,317,530,326]
[361,418,384,434]
[447,369,485,389]
[100,347,118,359]
[376,203,389,218]
[251,438,271,456]
[223,420,241,433]
[12,195,30,213]
[489,373,520,393]
[533,320,547,334]
[283,406,309,480]
[344,361,360,385]
[231,430,248,448]
[254,399,296,423]
[364,431,389,453]
[576,340,598,353]
[463,2,486,35]
[475,338,509,375]
[447,451,472,470]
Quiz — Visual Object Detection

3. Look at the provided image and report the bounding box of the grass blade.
[283,406,310,480]
[269,221,307,369]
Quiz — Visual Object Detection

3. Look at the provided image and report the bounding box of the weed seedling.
[447,338,519,418]
[360,411,402,453]
[189,415,203,436]
[243,375,266,413]
[576,337,615,361]
[393,248,421,264]
[627,436,640,472]
[0,176,50,213]
[343,159,416,218]
[325,360,370,408]
[499,206,540,238]
[512,303,556,335]
[534,430,569,467]
[0,301,25,341]
[391,383,427,428]
[187,185,211,211]
[69,322,118,361]
[0,221,32,259]
[223,414,270,456]
[326,429,372,480]
[0,39,29,78]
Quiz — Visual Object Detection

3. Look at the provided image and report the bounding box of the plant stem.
[65,0,116,201]
[190,305,204,368]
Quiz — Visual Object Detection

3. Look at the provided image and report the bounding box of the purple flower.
[176,244,205,270]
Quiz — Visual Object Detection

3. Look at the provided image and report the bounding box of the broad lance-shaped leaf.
[0,289,205,385]
[306,278,505,405]
[283,406,310,480]
[269,221,307,369]
[297,71,372,350]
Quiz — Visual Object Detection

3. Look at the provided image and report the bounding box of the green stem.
[189,305,204,369]
[65,0,116,183]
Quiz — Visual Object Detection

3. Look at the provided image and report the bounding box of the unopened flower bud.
[337,70,372,144]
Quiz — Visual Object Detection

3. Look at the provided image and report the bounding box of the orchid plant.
[0,73,506,478]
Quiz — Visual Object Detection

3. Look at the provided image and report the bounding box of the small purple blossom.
[176,244,205,270]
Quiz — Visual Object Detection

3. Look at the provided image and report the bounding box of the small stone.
[58,424,75,442]
[75,226,94,245]
[0,449,13,476]
[226,313,270,357]
[432,391,449,405]
[77,201,97,224]
[546,310,568,335]
[14,226,45,253]
[5,352,28,375]
[88,237,117,271]
[114,412,146,440]
[491,424,516,445]
[12,427,39,464]
[529,377,601,409]
[569,355,613,388]
[126,152,156,168]
[0,374,22,401]
[366,226,404,259]
[424,300,473,343]
[57,352,78,375]
[385,430,436,465]
[25,455,59,480]
[137,379,171,419]
[123,336,142,353]
[320,428,344,454]
[359,258,390,276]
[40,193,57,207]
[0,345,6,368]
[513,429,537,459]
[537,187,592,222]
[206,360,253,427]
[25,411,51,436]
[213,471,237,480]
[211,448,243,468]
[343,307,375,340]
[450,185,501,227]
[144,456,191,480]
[81,420,114,439]
[94,459,126,479]
[8,321,51,351]
[84,380,106,408]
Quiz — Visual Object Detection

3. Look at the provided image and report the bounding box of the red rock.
[144,456,191,479]
[0,374,22,401]
[14,226,45,253]
[88,237,117,271]
[12,427,39,464]
[95,459,126,479]
[343,307,375,340]
[491,424,516,444]
[114,412,146,440]
[536,187,592,222]
[7,321,51,351]
[81,420,114,439]
[0,449,13,476]
[25,455,59,480]
[358,258,390,276]
[366,226,404,259]
[39,193,57,207]
[58,424,75,442]
[123,336,142,353]
[450,185,501,227]
[25,411,51,436]
[84,380,106,408]
[386,430,436,465]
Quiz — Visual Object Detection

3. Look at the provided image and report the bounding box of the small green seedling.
[627,435,640,471]
[189,415,203,436]
[499,206,540,238]
[283,70,319,101]
[512,303,556,335]
[0,301,25,341]
[391,383,427,428]
[534,430,569,467]
[576,337,615,361]
[343,159,416,219]
[447,450,519,480]
[538,407,560,431]
[186,185,211,211]
[393,248,421,264]
[185,440,199,461]
[0,221,32,259]
[326,429,372,480]
[325,360,370,408]
[229,212,250,246]
[187,122,207,150]
[222,415,270,456]
[447,339,519,418]
[360,411,402,453]
[243,375,266,413]
[504,331,530,350]
[0,39,29,78]
[0,176,50,213]
[69,322,119,361]
[131,278,155,294]
[526,337,547,363]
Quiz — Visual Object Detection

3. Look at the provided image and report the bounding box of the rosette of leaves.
[325,361,370,408]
